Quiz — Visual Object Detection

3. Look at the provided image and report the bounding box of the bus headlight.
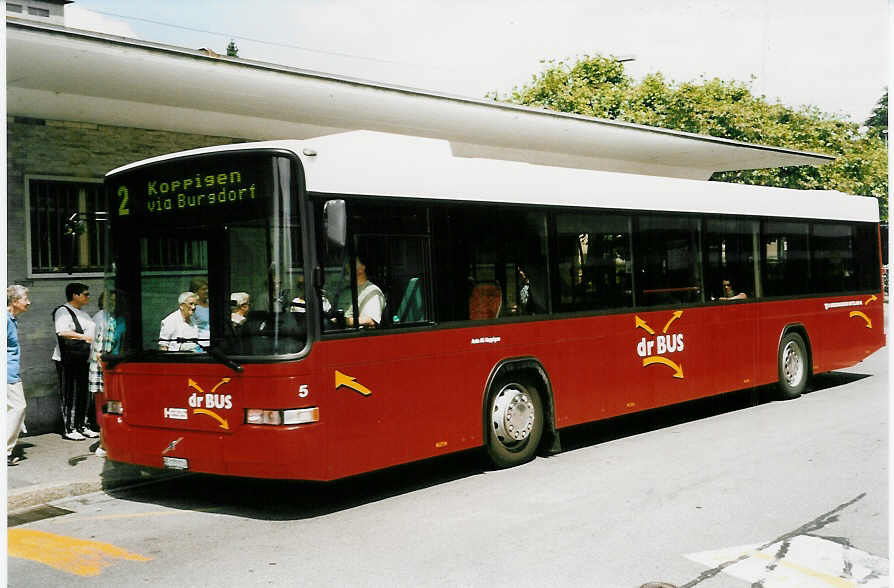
[245,407,319,426]
[103,400,124,414]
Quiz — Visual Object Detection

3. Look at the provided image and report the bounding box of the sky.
[65,0,889,124]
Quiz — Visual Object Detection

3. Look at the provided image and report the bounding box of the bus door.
[316,201,450,478]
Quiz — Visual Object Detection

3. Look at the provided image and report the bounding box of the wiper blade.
[201,344,243,373]
[158,337,243,373]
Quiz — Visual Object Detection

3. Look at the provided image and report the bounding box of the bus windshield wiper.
[203,344,243,373]
[159,338,244,373]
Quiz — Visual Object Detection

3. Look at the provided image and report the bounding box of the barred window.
[28,177,106,274]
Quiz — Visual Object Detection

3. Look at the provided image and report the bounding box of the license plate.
[162,456,188,470]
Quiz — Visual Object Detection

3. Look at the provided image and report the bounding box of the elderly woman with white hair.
[7,285,31,465]
[158,292,201,352]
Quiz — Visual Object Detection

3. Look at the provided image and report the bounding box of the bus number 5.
[298,385,309,398]
[118,186,130,216]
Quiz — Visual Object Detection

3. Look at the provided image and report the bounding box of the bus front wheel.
[777,332,808,400]
[485,378,544,468]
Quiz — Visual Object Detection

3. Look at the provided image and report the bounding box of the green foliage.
[226,40,239,57]
[491,55,888,220]
[864,89,887,140]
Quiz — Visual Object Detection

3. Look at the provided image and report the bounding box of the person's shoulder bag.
[53,305,91,364]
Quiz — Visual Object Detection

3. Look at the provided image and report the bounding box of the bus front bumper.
[100,414,328,481]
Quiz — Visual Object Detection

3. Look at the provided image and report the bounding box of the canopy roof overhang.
[6,18,834,180]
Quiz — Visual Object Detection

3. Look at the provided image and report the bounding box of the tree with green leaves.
[489,55,887,220]
[226,39,239,58]
[864,89,887,141]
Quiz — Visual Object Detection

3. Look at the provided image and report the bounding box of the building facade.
[7,116,244,431]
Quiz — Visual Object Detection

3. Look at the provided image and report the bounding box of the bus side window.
[704,218,758,302]
[438,206,548,322]
[762,221,809,297]
[634,215,703,307]
[342,202,433,330]
[383,236,431,327]
[554,212,633,312]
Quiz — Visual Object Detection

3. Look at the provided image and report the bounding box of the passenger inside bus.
[230,292,251,325]
[158,291,201,351]
[717,279,747,301]
[190,277,210,344]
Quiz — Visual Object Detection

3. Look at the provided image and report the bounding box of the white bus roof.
[108,131,880,224]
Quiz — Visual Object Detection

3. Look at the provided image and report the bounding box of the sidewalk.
[7,432,106,513]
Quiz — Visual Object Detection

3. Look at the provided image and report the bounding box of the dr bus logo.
[186,378,233,430]
[635,311,685,379]
[187,377,233,410]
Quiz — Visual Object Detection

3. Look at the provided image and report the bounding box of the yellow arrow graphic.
[335,370,373,396]
[211,378,231,393]
[635,315,655,335]
[188,378,230,394]
[849,311,872,329]
[193,409,230,429]
[865,294,878,306]
[643,356,684,379]
[662,310,683,333]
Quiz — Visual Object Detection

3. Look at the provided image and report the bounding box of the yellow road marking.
[86,508,221,521]
[8,528,151,576]
[750,550,855,587]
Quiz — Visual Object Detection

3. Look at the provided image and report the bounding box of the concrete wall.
[6,116,245,433]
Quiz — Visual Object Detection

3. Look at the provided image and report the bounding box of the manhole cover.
[8,505,74,527]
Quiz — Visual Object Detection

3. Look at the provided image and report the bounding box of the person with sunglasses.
[52,282,96,440]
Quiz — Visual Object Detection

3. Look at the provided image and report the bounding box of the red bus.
[100,131,885,480]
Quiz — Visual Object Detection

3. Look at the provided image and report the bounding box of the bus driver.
[344,256,385,328]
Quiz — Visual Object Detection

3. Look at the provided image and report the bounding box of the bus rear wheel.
[777,332,808,400]
[485,378,544,468]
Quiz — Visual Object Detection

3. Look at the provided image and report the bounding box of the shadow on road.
[102,447,488,521]
[560,371,871,452]
[101,370,872,521]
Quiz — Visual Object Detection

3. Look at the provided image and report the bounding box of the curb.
[8,480,104,514]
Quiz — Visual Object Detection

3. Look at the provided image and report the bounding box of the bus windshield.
[104,151,307,358]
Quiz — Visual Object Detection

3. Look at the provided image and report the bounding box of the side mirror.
[323,200,346,249]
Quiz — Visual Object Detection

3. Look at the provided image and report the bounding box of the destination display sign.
[109,152,279,224]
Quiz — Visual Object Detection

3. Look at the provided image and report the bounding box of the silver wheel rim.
[491,384,536,448]
[782,340,804,387]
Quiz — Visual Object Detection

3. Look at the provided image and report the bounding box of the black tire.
[777,331,809,400]
[485,377,544,468]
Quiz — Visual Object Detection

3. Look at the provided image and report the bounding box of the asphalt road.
[8,347,889,587]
